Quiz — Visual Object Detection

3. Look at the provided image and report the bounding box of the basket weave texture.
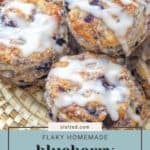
[0,80,49,129]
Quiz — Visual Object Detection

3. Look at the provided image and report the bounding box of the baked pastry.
[64,0,149,56]
[45,52,148,128]
[0,0,68,89]
[128,37,150,98]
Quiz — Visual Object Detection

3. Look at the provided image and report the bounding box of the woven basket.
[0,79,150,130]
[0,80,49,129]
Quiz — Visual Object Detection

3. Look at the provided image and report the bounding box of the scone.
[0,0,68,89]
[64,0,149,56]
[45,52,148,129]
[128,37,150,98]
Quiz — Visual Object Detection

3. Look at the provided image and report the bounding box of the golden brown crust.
[66,0,148,55]
[67,8,119,51]
[45,52,149,128]
[0,0,68,88]
[0,0,64,63]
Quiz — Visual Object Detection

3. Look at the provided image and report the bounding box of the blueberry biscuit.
[45,52,148,128]
[0,0,68,89]
[65,0,149,56]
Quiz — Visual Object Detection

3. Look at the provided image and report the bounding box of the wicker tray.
[0,79,150,130]
[0,80,49,129]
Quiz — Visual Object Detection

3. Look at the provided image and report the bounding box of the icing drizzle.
[65,0,147,56]
[0,1,62,56]
[49,55,130,121]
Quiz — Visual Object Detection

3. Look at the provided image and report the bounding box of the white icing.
[121,0,133,5]
[65,0,145,56]
[0,1,61,56]
[4,1,35,16]
[50,55,130,121]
